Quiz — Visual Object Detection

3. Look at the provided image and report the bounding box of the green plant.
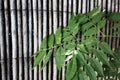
[32,7,120,80]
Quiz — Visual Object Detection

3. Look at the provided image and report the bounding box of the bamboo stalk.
[17,0,23,80]
[0,1,6,79]
[10,0,18,80]
[28,0,33,80]
[32,0,38,79]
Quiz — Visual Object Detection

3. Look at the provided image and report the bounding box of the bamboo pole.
[0,0,6,80]
[17,0,23,79]
[28,0,33,80]
[38,0,42,79]
[10,0,18,79]
[42,0,48,80]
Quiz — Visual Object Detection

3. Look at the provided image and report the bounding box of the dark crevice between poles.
[31,0,34,79]
[66,0,69,25]
[81,0,83,13]
[40,0,43,79]
[26,0,29,79]
[71,0,73,13]
[89,0,91,12]
[76,0,79,14]
[36,0,40,79]
[8,0,13,79]
[50,0,54,80]
[46,0,49,80]
[20,0,24,79]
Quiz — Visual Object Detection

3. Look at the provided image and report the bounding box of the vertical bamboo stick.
[17,0,23,80]
[28,0,33,80]
[73,0,77,13]
[10,0,17,80]
[53,12,58,80]
[32,0,38,79]
[0,0,6,80]
[38,0,42,79]
[52,0,58,79]
[82,0,86,13]
[42,0,47,80]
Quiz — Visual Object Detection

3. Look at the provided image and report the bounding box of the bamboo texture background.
[0,0,120,80]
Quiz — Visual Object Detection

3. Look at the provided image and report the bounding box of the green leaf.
[114,46,120,59]
[72,74,79,80]
[48,34,54,48]
[68,14,77,29]
[41,50,53,70]
[63,35,73,42]
[83,27,98,36]
[55,47,65,71]
[66,56,77,80]
[92,49,111,67]
[85,45,93,53]
[107,12,120,22]
[104,66,117,76]
[111,60,120,68]
[82,22,93,31]
[113,22,120,28]
[77,15,88,24]
[33,51,46,68]
[32,51,41,57]
[118,73,120,79]
[63,29,71,38]
[85,64,97,80]
[64,42,75,50]
[97,19,106,29]
[40,36,47,49]
[115,46,120,54]
[71,23,79,36]
[90,58,104,76]
[79,70,88,80]
[82,37,98,46]
[92,12,104,23]
[87,7,100,18]
[76,50,86,65]
[55,28,61,44]
[99,42,113,56]
[76,13,85,22]
[77,44,88,53]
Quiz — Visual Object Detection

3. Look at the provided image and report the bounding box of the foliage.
[32,7,120,80]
